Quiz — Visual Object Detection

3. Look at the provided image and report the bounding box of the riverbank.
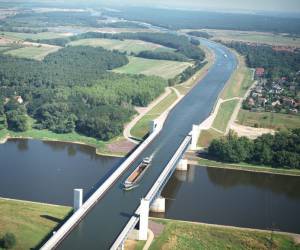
[186,152,300,176]
[128,218,300,250]
[0,198,71,250]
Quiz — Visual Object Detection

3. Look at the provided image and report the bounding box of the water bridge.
[41,39,237,250]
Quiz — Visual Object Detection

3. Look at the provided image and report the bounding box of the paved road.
[58,39,237,249]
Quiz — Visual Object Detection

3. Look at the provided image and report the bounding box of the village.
[243,67,300,115]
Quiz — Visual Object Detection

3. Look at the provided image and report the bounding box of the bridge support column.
[150,196,165,213]
[73,189,83,212]
[139,198,150,241]
[149,120,158,134]
[176,159,188,171]
[190,124,200,150]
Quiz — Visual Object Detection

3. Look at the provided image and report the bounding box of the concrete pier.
[176,159,188,171]
[149,120,158,134]
[139,199,150,240]
[190,124,200,150]
[150,196,165,213]
[73,189,83,212]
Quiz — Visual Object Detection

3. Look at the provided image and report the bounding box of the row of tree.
[208,130,300,169]
[136,50,188,61]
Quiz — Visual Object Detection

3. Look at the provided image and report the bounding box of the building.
[255,68,265,78]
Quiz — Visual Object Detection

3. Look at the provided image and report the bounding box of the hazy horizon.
[31,0,300,14]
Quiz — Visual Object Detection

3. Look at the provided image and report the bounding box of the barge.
[123,157,152,190]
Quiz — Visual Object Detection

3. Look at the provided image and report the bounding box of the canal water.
[0,139,300,234]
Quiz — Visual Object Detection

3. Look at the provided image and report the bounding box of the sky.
[102,0,300,13]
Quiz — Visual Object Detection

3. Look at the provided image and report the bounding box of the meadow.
[69,38,173,54]
[113,56,192,79]
[4,45,61,60]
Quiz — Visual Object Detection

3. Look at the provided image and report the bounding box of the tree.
[1,232,16,249]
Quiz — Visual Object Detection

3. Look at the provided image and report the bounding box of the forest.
[208,130,300,169]
[224,42,300,80]
[0,46,167,140]
[106,7,300,34]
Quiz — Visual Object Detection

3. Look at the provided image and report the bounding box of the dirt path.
[231,122,275,139]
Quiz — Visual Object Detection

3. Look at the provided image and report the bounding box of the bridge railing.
[111,133,192,250]
[41,125,163,250]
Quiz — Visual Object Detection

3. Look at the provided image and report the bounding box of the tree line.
[208,130,300,169]
[223,41,300,80]
[0,46,167,140]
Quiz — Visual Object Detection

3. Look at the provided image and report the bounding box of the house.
[271,100,281,107]
[271,84,283,94]
[255,68,265,78]
[255,86,263,93]
[282,97,295,107]
[15,96,23,104]
[247,98,255,106]
[257,97,267,106]
[289,108,298,114]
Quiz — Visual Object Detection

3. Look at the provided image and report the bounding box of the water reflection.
[152,165,300,234]
[0,139,121,206]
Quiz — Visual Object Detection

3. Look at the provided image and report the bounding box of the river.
[0,139,300,234]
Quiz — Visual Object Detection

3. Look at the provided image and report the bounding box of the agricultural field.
[0,31,71,41]
[113,56,192,79]
[4,45,61,60]
[193,29,300,47]
[0,198,71,250]
[237,110,300,130]
[69,38,173,54]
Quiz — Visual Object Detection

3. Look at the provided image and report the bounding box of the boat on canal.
[123,157,152,190]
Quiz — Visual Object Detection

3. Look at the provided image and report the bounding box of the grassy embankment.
[185,29,300,48]
[0,198,71,250]
[145,218,300,250]
[197,51,254,147]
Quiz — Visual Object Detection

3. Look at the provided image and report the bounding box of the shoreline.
[150,217,300,244]
[186,155,300,177]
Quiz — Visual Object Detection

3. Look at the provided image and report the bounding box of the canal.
[1,139,300,234]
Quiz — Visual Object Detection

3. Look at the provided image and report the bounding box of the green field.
[0,31,70,41]
[212,99,239,133]
[148,219,300,250]
[221,55,254,99]
[237,110,300,130]
[114,56,192,79]
[0,198,71,250]
[4,46,61,60]
[131,89,178,139]
[69,38,173,54]
[199,29,300,47]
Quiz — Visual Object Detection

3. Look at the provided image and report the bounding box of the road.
[58,39,237,249]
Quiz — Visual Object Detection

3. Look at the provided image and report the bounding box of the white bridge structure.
[41,120,197,250]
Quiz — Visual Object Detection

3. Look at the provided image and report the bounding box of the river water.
[0,139,300,234]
